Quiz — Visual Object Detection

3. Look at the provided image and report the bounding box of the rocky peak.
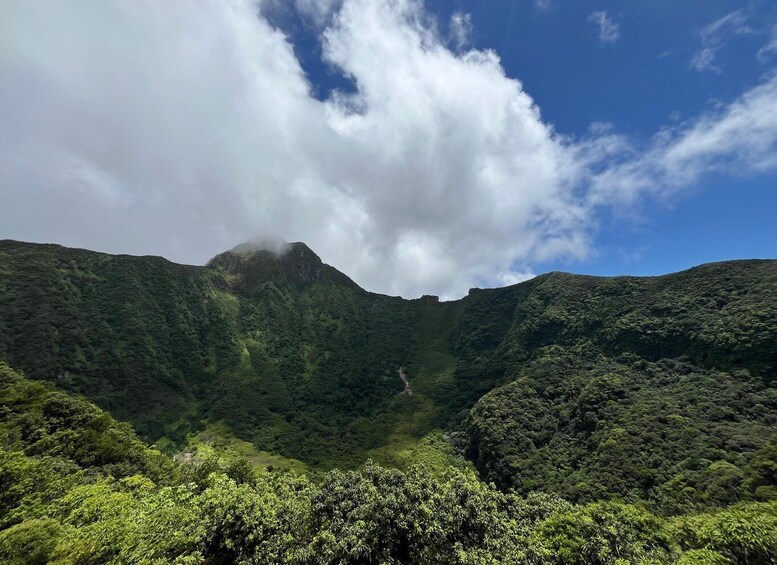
[207,241,360,292]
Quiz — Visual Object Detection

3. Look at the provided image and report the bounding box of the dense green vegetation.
[2,362,776,564]
[466,347,776,513]
[0,239,775,562]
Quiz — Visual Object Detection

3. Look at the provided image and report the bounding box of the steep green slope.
[0,240,241,436]
[463,262,777,512]
[466,347,776,512]
[0,240,775,501]
[0,240,428,467]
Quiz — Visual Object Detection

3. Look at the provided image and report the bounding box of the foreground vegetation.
[2,362,776,564]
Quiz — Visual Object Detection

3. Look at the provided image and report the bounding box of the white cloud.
[690,48,720,73]
[1,0,776,299]
[533,0,552,12]
[317,0,591,297]
[690,10,754,73]
[589,71,777,205]
[758,23,777,61]
[588,11,620,44]
[292,0,343,27]
[449,12,472,51]
[699,10,753,43]
[0,0,589,299]
[495,270,536,287]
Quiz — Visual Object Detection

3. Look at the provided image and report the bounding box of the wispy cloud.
[533,0,552,12]
[590,71,777,205]
[449,12,472,51]
[588,11,620,44]
[293,0,343,27]
[690,48,719,73]
[758,23,777,61]
[690,10,754,72]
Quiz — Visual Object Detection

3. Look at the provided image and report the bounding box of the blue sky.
[2,0,777,297]
[270,0,777,279]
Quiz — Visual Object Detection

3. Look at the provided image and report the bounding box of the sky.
[1,0,776,299]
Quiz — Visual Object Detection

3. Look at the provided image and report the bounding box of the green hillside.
[0,240,775,517]
[2,361,775,564]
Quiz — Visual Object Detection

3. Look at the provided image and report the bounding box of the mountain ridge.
[0,237,774,512]
[4,236,775,296]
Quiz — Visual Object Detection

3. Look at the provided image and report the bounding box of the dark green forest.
[0,239,775,563]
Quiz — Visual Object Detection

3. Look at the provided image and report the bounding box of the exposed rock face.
[281,242,326,285]
[207,241,361,294]
[398,367,412,396]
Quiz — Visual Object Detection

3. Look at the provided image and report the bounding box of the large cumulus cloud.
[1,0,776,298]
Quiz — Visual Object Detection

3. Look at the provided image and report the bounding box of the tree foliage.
[0,363,774,563]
